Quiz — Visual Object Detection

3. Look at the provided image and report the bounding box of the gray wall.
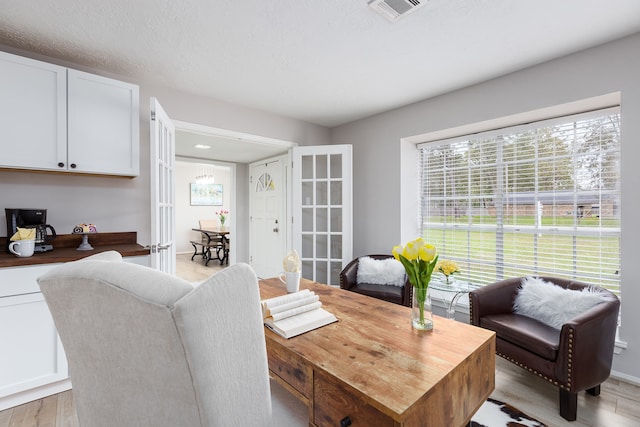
[331,33,640,381]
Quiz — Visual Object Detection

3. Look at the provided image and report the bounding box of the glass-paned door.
[150,98,175,274]
[293,145,352,286]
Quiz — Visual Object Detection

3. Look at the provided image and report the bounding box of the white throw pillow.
[513,276,609,329]
[356,256,406,287]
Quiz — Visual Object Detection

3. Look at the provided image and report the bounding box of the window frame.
[417,107,621,297]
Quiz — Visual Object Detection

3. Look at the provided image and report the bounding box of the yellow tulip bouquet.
[436,259,460,284]
[392,238,439,330]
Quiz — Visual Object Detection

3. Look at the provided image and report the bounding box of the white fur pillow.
[513,277,609,329]
[356,256,406,287]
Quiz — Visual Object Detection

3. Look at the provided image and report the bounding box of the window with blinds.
[419,107,621,297]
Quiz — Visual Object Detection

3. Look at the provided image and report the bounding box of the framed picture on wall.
[190,183,223,206]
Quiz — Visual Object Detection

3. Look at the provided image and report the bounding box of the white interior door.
[250,156,287,278]
[150,97,176,274]
[293,145,352,286]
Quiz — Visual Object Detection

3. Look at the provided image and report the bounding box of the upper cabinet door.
[67,69,140,176]
[0,51,67,171]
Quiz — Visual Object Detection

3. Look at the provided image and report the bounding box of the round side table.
[429,278,479,319]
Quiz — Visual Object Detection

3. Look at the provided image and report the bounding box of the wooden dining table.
[190,227,230,265]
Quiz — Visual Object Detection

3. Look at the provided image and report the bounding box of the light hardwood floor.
[1,254,638,427]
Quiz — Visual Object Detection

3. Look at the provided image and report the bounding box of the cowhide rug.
[470,397,547,427]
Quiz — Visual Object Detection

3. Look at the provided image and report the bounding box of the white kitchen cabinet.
[0,255,150,410]
[0,50,139,177]
[0,264,69,411]
[68,69,139,176]
[0,51,67,171]
[0,293,69,411]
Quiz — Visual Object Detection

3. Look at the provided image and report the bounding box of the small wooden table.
[190,228,230,266]
[260,278,495,427]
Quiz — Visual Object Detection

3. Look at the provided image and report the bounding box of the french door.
[149,98,176,274]
[293,145,352,286]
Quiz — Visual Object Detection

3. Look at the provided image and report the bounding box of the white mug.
[278,271,301,293]
[9,239,35,257]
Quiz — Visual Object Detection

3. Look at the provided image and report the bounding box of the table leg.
[190,242,199,261]
[218,236,229,265]
[204,246,213,266]
[447,292,465,319]
[434,292,465,319]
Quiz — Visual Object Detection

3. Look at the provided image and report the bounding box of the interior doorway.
[174,159,234,260]
[172,120,297,266]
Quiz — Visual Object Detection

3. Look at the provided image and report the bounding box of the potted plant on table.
[216,209,229,227]
[436,259,460,285]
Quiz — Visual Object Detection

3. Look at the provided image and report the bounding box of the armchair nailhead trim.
[567,329,574,388]
[496,352,569,390]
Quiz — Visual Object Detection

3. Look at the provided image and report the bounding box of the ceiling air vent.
[368,0,426,22]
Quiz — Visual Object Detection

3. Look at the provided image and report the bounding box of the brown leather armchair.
[339,254,412,307]
[469,277,620,421]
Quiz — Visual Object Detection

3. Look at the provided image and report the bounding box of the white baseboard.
[0,379,72,411]
[610,370,640,387]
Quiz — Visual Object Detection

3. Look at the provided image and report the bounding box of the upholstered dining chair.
[190,219,224,263]
[37,251,306,427]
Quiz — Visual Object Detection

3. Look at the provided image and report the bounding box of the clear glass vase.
[412,287,433,330]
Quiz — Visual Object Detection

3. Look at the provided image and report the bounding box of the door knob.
[273,227,279,232]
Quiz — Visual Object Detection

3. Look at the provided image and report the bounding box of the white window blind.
[419,108,621,297]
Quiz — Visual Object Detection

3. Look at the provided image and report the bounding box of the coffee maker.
[5,209,57,253]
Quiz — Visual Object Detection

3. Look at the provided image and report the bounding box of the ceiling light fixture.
[195,174,215,184]
[195,164,215,184]
[194,144,211,149]
[368,0,426,23]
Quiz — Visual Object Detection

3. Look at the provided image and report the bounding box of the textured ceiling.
[2,0,640,130]
[2,1,640,165]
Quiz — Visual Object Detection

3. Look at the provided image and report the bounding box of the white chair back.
[37,251,305,426]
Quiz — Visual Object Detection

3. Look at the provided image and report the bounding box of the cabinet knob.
[340,416,352,427]
[70,163,77,169]
[57,162,64,168]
